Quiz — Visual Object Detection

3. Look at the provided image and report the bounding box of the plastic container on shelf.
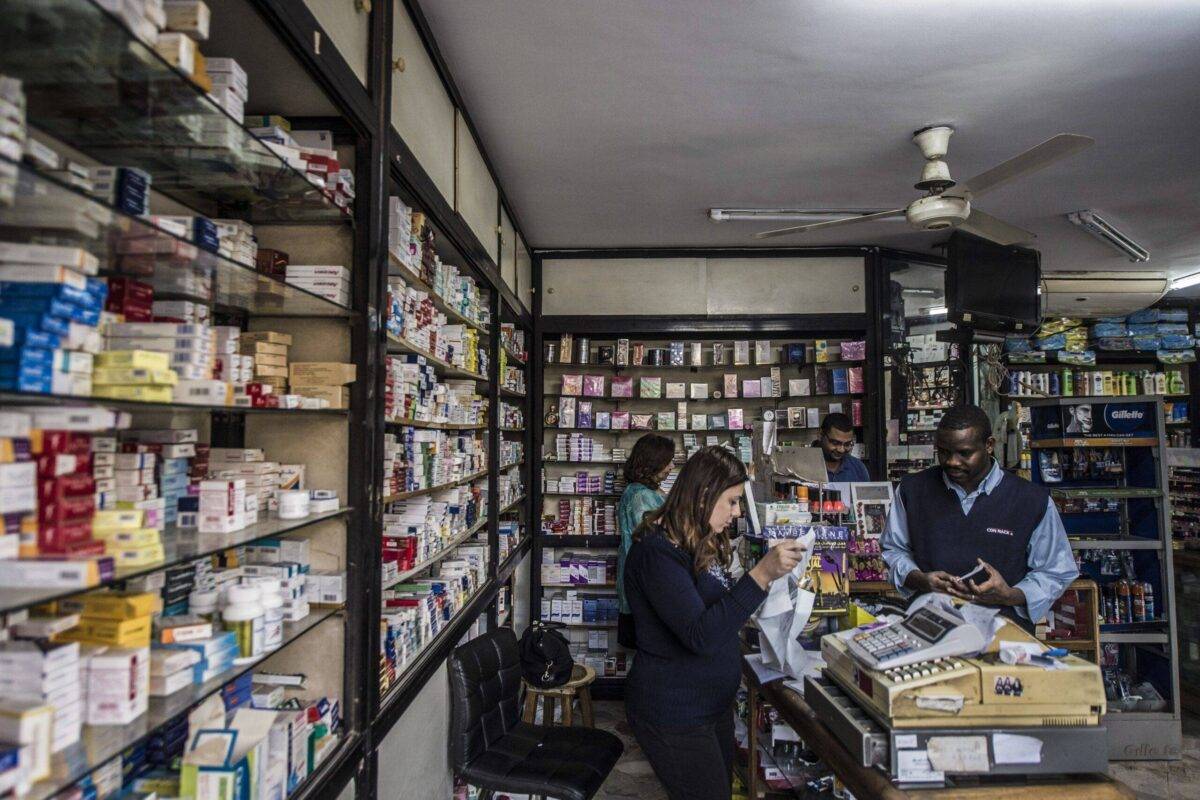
[224,583,265,661]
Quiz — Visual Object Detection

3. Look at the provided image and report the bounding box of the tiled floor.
[591,701,1200,800]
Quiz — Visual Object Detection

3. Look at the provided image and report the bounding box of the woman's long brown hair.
[633,445,748,576]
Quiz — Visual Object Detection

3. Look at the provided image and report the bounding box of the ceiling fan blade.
[947,134,1094,199]
[957,208,1037,245]
[753,208,905,239]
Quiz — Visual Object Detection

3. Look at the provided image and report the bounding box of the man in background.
[815,412,869,482]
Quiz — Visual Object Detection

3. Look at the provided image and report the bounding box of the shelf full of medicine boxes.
[1021,396,1182,758]
[0,4,369,796]
[535,333,873,687]
[379,189,498,717]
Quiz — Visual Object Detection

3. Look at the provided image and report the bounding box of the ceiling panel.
[419,0,1200,277]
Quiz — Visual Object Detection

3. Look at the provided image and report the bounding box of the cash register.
[804,596,1110,787]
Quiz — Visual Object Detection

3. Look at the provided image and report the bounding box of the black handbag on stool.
[518,620,574,688]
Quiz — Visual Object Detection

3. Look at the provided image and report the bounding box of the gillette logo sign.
[1104,404,1150,434]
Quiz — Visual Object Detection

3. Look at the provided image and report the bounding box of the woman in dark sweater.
[624,446,806,800]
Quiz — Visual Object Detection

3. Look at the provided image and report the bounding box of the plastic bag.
[754,529,817,680]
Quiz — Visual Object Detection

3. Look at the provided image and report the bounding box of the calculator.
[846,602,988,670]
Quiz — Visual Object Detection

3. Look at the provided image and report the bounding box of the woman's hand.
[749,540,808,589]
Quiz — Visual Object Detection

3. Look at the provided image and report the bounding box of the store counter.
[740,652,1135,799]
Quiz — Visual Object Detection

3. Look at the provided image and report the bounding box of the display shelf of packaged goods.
[0,391,351,416]
[905,404,954,412]
[374,578,498,736]
[542,535,621,548]
[541,582,616,589]
[381,469,489,503]
[384,334,488,381]
[560,621,618,629]
[503,345,527,366]
[999,393,1190,402]
[26,605,343,800]
[500,386,527,398]
[0,155,354,317]
[1099,632,1171,645]
[548,361,864,372]
[542,458,628,466]
[1070,538,1164,550]
[542,491,624,499]
[543,394,856,403]
[1031,437,1160,448]
[0,0,350,224]
[496,537,532,583]
[381,516,489,590]
[1050,487,1163,499]
[499,426,526,433]
[0,507,351,615]
[384,418,487,431]
[387,254,489,334]
[499,495,526,515]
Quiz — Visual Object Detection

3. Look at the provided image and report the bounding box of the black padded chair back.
[448,627,524,769]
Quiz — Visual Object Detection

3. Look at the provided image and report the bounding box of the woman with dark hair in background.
[616,433,676,650]
[624,446,806,800]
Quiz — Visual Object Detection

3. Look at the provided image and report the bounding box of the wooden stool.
[522,664,597,727]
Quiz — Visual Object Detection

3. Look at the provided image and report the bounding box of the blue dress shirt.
[828,454,870,482]
[881,460,1078,622]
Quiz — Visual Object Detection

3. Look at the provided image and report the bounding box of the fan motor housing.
[906,195,970,231]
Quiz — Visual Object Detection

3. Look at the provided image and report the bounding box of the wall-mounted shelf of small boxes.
[535,329,874,691]
[0,0,372,791]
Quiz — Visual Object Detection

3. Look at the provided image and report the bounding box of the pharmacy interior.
[0,2,1197,800]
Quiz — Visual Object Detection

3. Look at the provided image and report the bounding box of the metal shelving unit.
[0,1,536,798]
[1022,395,1182,760]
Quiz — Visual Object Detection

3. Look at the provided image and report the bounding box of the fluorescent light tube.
[924,305,948,316]
[1169,271,1200,291]
[1067,210,1150,262]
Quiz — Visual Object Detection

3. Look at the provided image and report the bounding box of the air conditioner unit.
[1040,271,1167,317]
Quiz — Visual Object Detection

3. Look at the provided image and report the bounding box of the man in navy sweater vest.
[881,404,1078,630]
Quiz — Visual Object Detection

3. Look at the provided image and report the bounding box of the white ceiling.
[420,0,1200,278]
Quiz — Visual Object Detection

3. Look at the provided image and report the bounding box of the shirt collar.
[941,458,1003,500]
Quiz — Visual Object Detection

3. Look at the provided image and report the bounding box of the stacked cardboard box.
[289,361,354,410]
[240,330,291,391]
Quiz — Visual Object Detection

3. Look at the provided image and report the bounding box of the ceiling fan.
[753,126,1094,245]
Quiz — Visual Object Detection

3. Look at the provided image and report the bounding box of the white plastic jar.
[223,584,265,660]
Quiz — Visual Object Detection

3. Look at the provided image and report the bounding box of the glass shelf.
[382,469,489,504]
[0,0,348,224]
[385,335,487,381]
[0,507,351,615]
[0,157,352,317]
[0,390,350,417]
[381,516,488,589]
[28,606,341,800]
[388,254,489,333]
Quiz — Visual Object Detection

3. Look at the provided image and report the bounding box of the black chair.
[448,628,623,800]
